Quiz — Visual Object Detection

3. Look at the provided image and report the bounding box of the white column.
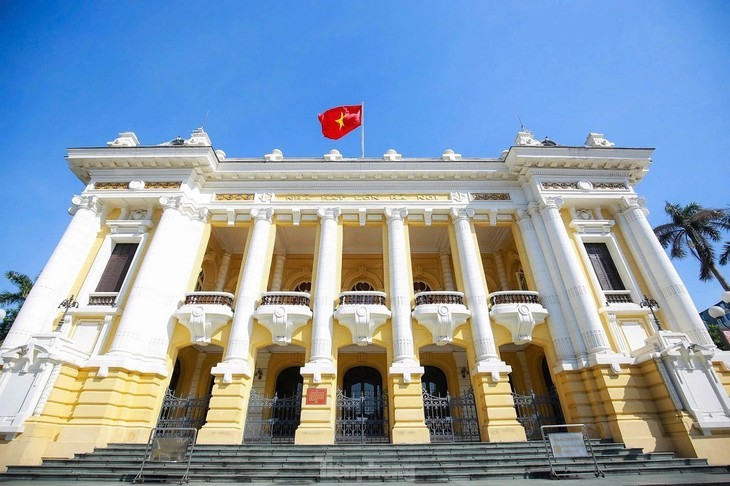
[384,208,422,380]
[493,252,508,291]
[104,196,209,374]
[538,198,611,354]
[214,252,232,292]
[2,195,105,350]
[439,251,455,291]
[450,209,510,380]
[301,208,341,381]
[616,198,713,346]
[212,208,274,382]
[515,209,579,363]
[270,252,286,292]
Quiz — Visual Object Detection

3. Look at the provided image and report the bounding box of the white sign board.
[548,432,589,458]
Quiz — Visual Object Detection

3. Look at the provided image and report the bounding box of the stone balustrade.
[338,291,387,306]
[184,291,234,308]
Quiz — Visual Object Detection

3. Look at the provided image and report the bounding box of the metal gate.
[335,389,389,444]
[422,388,481,442]
[512,389,564,440]
[156,389,211,431]
[243,387,302,444]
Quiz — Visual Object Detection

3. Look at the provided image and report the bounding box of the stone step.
[2,441,727,483]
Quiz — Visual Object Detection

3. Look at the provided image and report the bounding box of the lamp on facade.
[255,368,263,380]
[460,367,469,379]
[56,295,79,331]
[639,295,662,331]
[708,291,730,329]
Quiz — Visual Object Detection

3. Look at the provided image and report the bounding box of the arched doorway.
[336,366,389,443]
[244,366,303,444]
[421,365,480,443]
[500,343,565,440]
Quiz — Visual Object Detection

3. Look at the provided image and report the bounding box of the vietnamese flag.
[318,105,362,140]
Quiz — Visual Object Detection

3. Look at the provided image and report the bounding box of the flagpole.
[361,101,365,159]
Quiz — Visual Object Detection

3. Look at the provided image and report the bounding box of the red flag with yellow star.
[318,105,363,140]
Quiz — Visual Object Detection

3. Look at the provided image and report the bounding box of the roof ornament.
[265,149,284,161]
[514,130,541,146]
[107,131,139,147]
[585,132,615,148]
[184,127,212,146]
[442,149,462,161]
[324,149,343,161]
[383,149,402,161]
[540,137,558,147]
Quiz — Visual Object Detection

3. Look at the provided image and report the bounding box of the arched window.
[413,281,431,293]
[293,281,311,293]
[275,366,304,398]
[351,281,375,291]
[343,366,382,399]
[421,365,448,396]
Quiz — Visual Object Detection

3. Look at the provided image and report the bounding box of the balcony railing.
[605,290,634,305]
[414,291,465,306]
[88,292,117,306]
[489,291,541,307]
[338,291,387,306]
[259,291,311,307]
[184,292,234,308]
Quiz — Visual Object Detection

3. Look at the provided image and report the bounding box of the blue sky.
[1,1,729,312]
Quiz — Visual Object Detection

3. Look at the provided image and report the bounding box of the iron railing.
[183,292,234,308]
[489,291,541,306]
[414,291,465,306]
[259,291,311,307]
[422,388,480,443]
[605,290,634,304]
[88,292,117,306]
[335,389,389,444]
[338,291,387,306]
[512,389,564,440]
[156,389,211,431]
[243,388,302,444]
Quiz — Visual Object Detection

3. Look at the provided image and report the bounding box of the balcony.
[412,291,471,345]
[88,292,118,306]
[488,291,548,344]
[175,291,234,344]
[604,290,634,305]
[335,291,391,346]
[254,291,312,346]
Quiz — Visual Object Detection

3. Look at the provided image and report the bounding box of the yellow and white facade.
[1,128,729,468]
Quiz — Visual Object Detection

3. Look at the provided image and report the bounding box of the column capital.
[539,196,564,211]
[450,207,474,222]
[317,207,341,221]
[618,196,648,213]
[250,207,275,223]
[69,194,104,216]
[159,195,209,223]
[514,208,531,224]
[384,207,408,221]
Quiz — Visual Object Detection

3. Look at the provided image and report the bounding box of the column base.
[388,369,430,444]
[294,372,336,445]
[471,367,526,442]
[197,373,250,444]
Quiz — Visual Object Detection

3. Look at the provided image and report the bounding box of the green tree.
[0,271,35,342]
[653,202,730,290]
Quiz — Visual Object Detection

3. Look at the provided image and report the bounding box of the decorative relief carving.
[593,182,627,190]
[94,181,181,190]
[471,193,510,201]
[542,181,579,190]
[94,182,128,190]
[146,181,182,189]
[277,193,447,202]
[215,193,255,201]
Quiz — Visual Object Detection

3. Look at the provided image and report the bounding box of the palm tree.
[0,271,35,342]
[653,202,730,290]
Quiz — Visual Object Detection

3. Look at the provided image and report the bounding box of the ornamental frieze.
[215,193,255,201]
[542,181,628,191]
[94,181,181,190]
[470,193,510,201]
[276,193,449,202]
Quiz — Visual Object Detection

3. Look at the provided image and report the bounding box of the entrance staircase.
[2,441,728,483]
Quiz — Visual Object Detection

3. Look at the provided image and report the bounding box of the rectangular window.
[584,243,625,291]
[95,243,138,292]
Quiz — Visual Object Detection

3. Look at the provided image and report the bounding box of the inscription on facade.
[215,194,255,201]
[471,193,511,201]
[306,388,327,405]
